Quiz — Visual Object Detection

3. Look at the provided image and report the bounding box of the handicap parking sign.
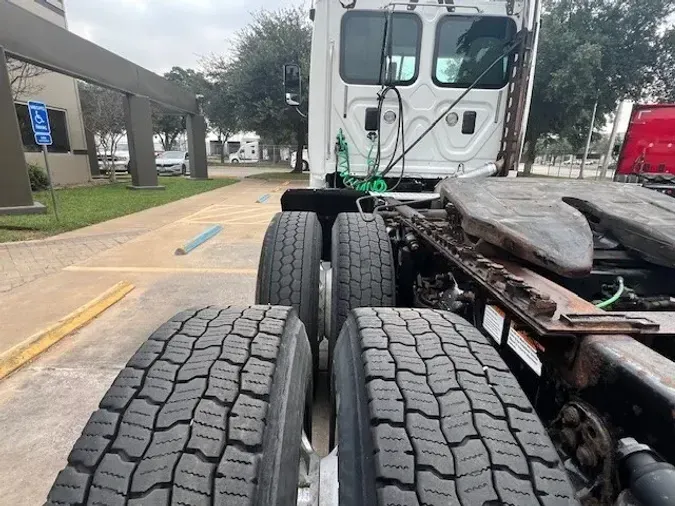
[28,100,53,146]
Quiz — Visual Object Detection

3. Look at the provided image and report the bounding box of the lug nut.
[562,406,581,427]
[577,445,598,469]
[561,428,578,450]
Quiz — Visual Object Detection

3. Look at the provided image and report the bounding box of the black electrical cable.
[373,10,394,174]
[355,195,441,222]
[379,33,525,178]
[373,196,441,214]
[380,86,406,191]
[367,8,408,190]
[376,87,403,172]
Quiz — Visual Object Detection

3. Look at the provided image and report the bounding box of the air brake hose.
[595,276,625,309]
[336,129,388,192]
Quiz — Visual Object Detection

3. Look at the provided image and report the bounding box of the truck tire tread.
[45,305,311,506]
[256,211,321,375]
[334,307,577,506]
[330,213,394,343]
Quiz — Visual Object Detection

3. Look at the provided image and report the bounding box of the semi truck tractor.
[46,1,675,505]
[614,103,675,196]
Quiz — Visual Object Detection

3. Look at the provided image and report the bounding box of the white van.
[229,141,259,163]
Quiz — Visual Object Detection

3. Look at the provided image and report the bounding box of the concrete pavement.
[0,232,146,293]
[0,178,319,505]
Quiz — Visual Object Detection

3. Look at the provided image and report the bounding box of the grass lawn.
[0,177,237,242]
[246,171,309,181]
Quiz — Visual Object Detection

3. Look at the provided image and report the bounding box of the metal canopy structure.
[0,0,209,213]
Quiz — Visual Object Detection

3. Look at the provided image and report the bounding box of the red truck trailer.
[614,104,675,194]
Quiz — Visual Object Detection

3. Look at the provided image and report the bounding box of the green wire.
[336,129,388,192]
[595,277,625,309]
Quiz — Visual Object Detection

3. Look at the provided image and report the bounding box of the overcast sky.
[65,0,287,75]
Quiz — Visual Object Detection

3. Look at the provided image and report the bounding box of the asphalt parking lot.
[0,177,328,505]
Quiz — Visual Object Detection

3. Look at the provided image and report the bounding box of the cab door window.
[434,15,516,89]
[340,11,422,86]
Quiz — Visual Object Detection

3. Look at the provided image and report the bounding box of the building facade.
[9,0,90,185]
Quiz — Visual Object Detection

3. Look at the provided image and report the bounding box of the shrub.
[28,164,50,192]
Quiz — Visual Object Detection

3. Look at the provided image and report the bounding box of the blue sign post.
[27,101,58,220]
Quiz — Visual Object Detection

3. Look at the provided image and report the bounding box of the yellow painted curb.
[0,281,135,380]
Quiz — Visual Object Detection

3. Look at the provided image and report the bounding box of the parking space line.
[183,221,272,226]
[222,220,275,225]
[183,206,276,221]
[64,266,258,274]
[190,208,269,220]
[179,210,277,225]
[181,204,220,222]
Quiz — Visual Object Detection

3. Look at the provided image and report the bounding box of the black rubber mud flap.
[256,211,322,378]
[45,306,312,506]
[329,213,395,352]
[333,307,579,506]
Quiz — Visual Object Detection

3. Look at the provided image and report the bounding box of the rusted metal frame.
[497,27,535,174]
[396,211,675,465]
[467,254,675,468]
[402,214,658,335]
[557,334,675,465]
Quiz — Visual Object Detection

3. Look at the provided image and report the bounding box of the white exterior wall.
[10,0,91,186]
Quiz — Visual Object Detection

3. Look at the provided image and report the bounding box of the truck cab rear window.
[340,11,421,86]
[434,15,516,89]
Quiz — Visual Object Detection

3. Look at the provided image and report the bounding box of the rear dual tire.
[46,305,577,506]
[257,211,396,374]
[333,307,578,506]
[46,306,312,506]
[256,212,322,379]
[329,212,396,352]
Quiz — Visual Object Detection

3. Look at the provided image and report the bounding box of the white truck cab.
[295,0,539,189]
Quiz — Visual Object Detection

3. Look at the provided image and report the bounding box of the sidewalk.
[0,179,281,357]
[0,231,145,293]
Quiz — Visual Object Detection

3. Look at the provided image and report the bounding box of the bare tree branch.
[78,82,126,182]
[7,56,48,101]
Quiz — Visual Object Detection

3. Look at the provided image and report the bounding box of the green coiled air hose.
[336,129,388,192]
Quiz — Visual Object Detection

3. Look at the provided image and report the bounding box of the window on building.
[34,0,65,15]
[434,16,516,89]
[15,103,71,153]
[340,11,421,86]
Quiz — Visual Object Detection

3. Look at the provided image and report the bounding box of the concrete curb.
[0,281,134,380]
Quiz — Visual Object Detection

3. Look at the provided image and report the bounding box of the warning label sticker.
[507,327,542,376]
[482,305,542,376]
[482,305,504,344]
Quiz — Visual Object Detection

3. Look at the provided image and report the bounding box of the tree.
[203,76,239,163]
[206,7,312,172]
[522,0,675,174]
[651,27,675,102]
[78,83,125,182]
[153,66,208,151]
[152,105,185,151]
[7,57,47,101]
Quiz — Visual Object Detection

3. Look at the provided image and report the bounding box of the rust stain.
[566,335,675,391]
[498,260,598,317]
